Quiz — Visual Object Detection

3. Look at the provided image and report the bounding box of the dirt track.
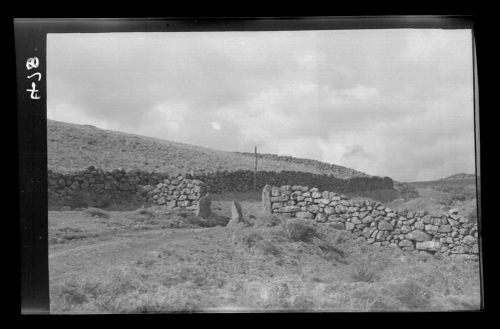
[49,228,209,285]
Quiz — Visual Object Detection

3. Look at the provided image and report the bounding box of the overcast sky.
[47,29,475,182]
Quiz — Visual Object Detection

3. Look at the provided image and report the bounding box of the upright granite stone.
[262,184,272,216]
[231,200,243,221]
[196,194,212,218]
[227,200,252,227]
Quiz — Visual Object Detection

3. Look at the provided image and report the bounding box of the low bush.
[286,219,318,242]
[255,239,281,257]
[351,258,378,283]
[387,279,432,310]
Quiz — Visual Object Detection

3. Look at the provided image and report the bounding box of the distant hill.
[47,119,372,179]
[439,173,476,181]
[235,152,368,179]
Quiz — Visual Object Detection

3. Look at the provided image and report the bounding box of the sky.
[47,29,475,182]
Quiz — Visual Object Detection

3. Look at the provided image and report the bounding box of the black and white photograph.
[17,17,483,313]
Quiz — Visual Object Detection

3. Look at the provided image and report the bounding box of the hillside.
[47,119,370,179]
[387,174,478,220]
[439,173,476,181]
[235,152,367,178]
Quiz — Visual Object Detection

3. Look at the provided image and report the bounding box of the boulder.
[296,211,314,219]
[416,241,441,251]
[399,239,414,248]
[378,221,393,231]
[406,230,430,242]
[362,215,374,224]
[462,235,476,245]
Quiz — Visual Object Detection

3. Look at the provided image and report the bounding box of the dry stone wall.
[49,167,394,208]
[48,167,168,205]
[48,167,208,210]
[262,184,479,259]
[146,177,207,210]
[190,170,393,194]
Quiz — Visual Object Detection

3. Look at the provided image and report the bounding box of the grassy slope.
[386,178,478,219]
[49,199,481,313]
[47,119,368,178]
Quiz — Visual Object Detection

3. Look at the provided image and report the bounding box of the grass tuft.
[286,219,318,242]
[84,207,110,219]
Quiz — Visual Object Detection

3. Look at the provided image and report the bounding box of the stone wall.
[48,167,169,205]
[48,167,394,207]
[48,167,208,210]
[190,170,393,194]
[146,177,207,210]
[262,185,479,258]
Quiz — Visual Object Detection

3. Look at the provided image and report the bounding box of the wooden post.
[253,145,258,191]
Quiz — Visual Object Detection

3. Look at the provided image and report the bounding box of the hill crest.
[47,119,371,179]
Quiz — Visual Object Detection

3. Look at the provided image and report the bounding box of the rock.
[196,195,212,218]
[262,185,272,215]
[376,230,388,241]
[462,235,476,245]
[271,186,281,197]
[345,222,355,231]
[330,222,345,230]
[414,221,425,230]
[362,227,375,238]
[448,218,459,226]
[362,215,374,224]
[406,230,430,242]
[296,212,314,219]
[378,221,393,231]
[438,225,452,233]
[311,192,322,198]
[401,225,411,234]
[399,239,413,248]
[226,200,252,227]
[472,244,479,254]
[271,196,289,202]
[279,206,301,213]
[416,241,441,251]
[451,245,465,254]
[424,224,438,233]
[351,217,362,225]
[324,206,335,215]
[459,217,469,224]
[335,205,346,214]
[315,213,328,223]
[404,217,416,226]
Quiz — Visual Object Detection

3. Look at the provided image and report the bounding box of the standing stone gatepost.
[196,193,212,218]
[262,184,272,216]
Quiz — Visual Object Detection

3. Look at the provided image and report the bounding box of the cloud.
[47,29,475,181]
[210,122,221,131]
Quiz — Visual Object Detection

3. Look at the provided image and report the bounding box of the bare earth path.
[49,228,209,285]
